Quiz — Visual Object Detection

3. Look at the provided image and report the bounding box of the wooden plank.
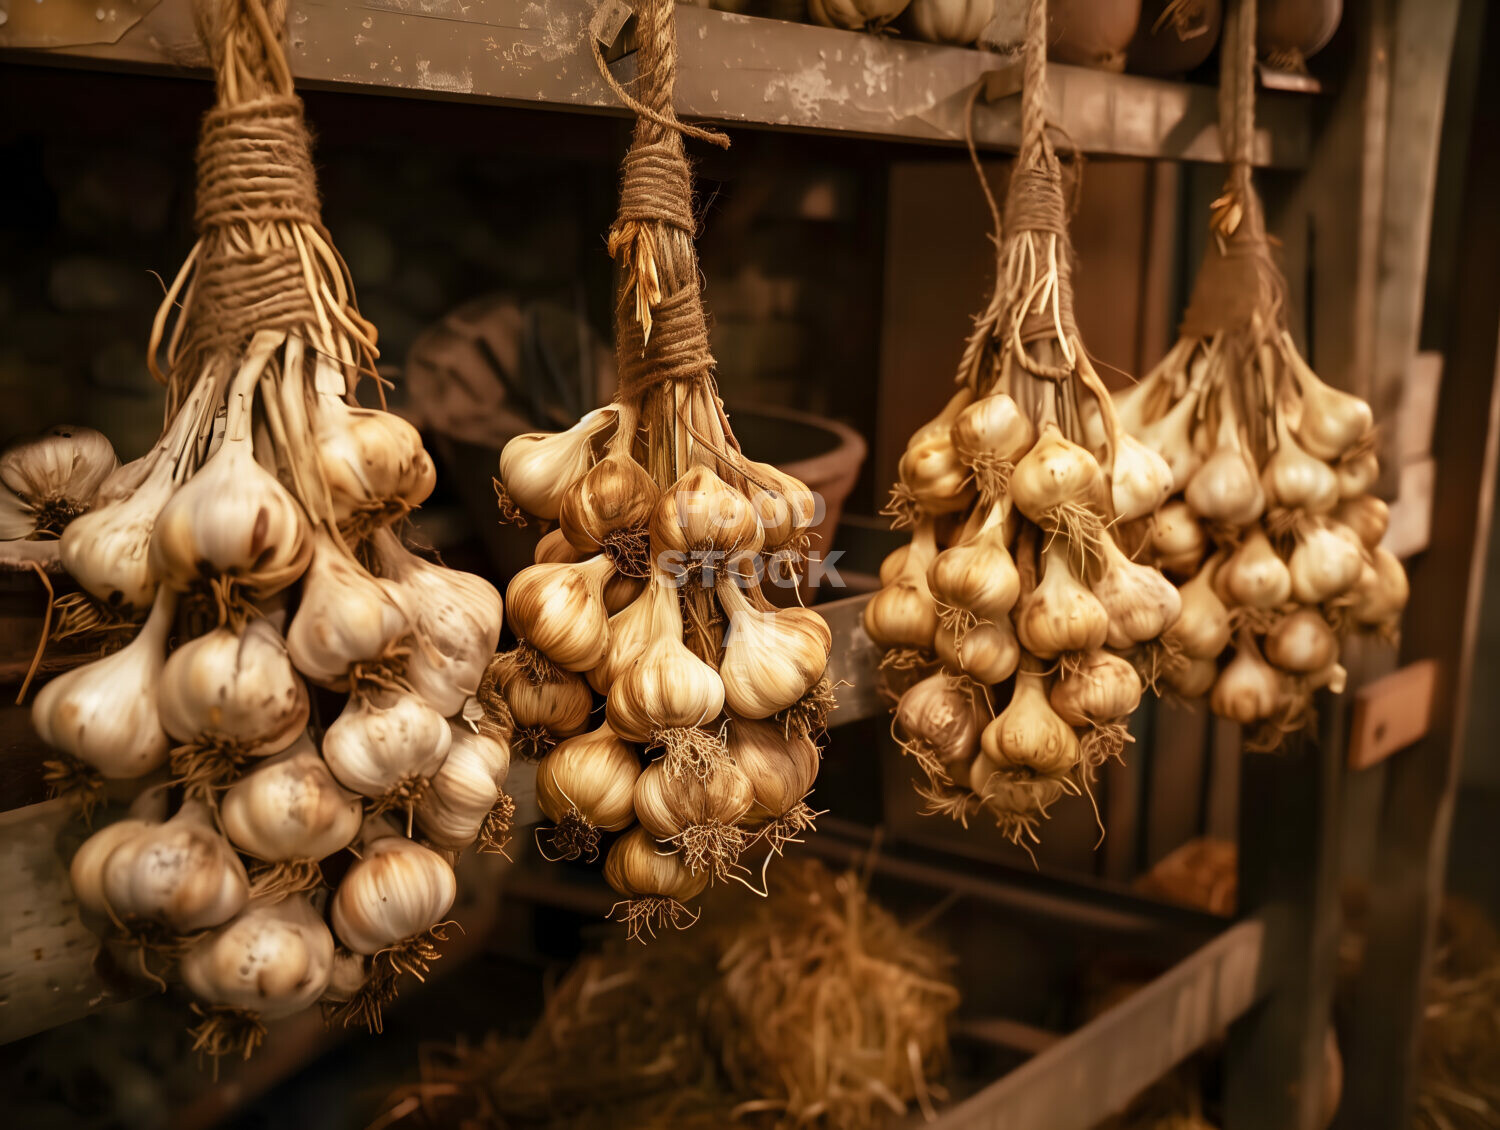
[0,1,1314,166]
[1223,706,1347,1130]
[1143,697,1210,868]
[1347,660,1438,771]
[1334,0,1500,1121]
[929,919,1265,1130]
[1381,458,1435,560]
[0,799,125,1044]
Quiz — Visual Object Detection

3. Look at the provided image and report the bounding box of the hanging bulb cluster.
[870,6,1179,851]
[40,0,511,1063]
[1114,0,1406,749]
[485,0,830,942]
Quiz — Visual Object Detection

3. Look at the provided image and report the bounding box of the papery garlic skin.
[1015,544,1109,659]
[0,425,118,537]
[650,466,766,559]
[372,531,503,717]
[935,617,1019,686]
[101,801,249,933]
[59,455,178,611]
[602,826,707,903]
[1151,499,1207,578]
[717,584,831,719]
[221,742,363,863]
[1165,558,1233,661]
[505,556,613,673]
[605,594,725,743]
[159,619,309,758]
[725,718,820,821]
[1092,537,1182,650]
[286,531,408,689]
[1289,523,1364,604]
[315,394,436,529]
[895,672,985,773]
[180,895,335,1019]
[321,691,452,801]
[1265,608,1339,673]
[499,407,618,521]
[70,817,154,919]
[33,587,176,778]
[331,828,456,955]
[1049,650,1142,726]
[1011,425,1105,527]
[1109,434,1175,523]
[981,672,1080,777]
[588,580,663,694]
[534,723,640,832]
[481,652,593,737]
[1221,528,1293,610]
[1211,637,1283,724]
[414,723,512,850]
[1289,343,1374,461]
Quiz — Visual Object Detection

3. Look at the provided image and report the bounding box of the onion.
[1049,0,1144,72]
[1258,0,1342,67]
[1127,0,1222,76]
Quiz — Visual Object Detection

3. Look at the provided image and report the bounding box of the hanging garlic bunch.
[486,0,832,938]
[871,1,1180,850]
[1116,0,1404,748]
[35,0,516,1058]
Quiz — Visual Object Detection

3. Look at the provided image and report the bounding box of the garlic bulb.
[934,616,1019,685]
[725,718,820,822]
[603,825,708,905]
[741,459,817,552]
[878,543,910,586]
[1109,434,1174,523]
[535,723,640,858]
[331,824,456,955]
[1337,451,1380,499]
[1288,522,1364,604]
[1210,635,1282,725]
[1220,527,1292,610]
[498,407,618,521]
[101,801,249,933]
[1263,417,1338,514]
[896,420,974,516]
[605,588,725,745]
[371,531,503,717]
[314,393,436,529]
[559,448,659,558]
[969,757,1069,821]
[285,530,408,689]
[180,894,335,1020]
[150,349,310,598]
[505,555,614,672]
[1137,392,1203,492]
[1350,547,1409,627]
[1151,499,1207,578]
[862,520,939,651]
[894,672,984,776]
[633,758,754,860]
[59,453,177,611]
[1289,345,1374,461]
[1165,556,1232,661]
[159,618,309,759]
[1185,408,1265,526]
[33,587,176,778]
[1334,495,1389,550]
[952,393,1035,477]
[1092,536,1182,650]
[321,690,452,803]
[1264,607,1339,673]
[588,577,667,694]
[1016,542,1109,659]
[717,581,831,719]
[481,651,592,739]
[534,527,585,565]
[1049,650,1143,726]
[221,742,363,864]
[414,723,512,851]
[926,503,1020,623]
[0,425,118,538]
[1011,424,1105,529]
[1165,655,1219,698]
[650,465,765,560]
[70,816,155,919]
[981,670,1081,776]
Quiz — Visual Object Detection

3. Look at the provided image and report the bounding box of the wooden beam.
[1334,0,1500,1122]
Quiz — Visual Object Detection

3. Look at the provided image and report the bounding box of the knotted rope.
[597,0,729,404]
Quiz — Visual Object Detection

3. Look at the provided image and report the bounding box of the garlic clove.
[69,816,156,919]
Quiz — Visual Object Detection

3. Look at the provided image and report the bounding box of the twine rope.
[599,0,728,402]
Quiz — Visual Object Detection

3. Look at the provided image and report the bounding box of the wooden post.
[1333,0,1500,1123]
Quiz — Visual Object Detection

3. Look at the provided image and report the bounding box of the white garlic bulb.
[221,741,363,864]
[331,823,457,955]
[717,581,831,719]
[101,801,249,933]
[70,816,156,919]
[32,587,176,778]
[180,894,335,1019]
[498,407,618,521]
[159,619,310,758]
[59,454,178,612]
[370,531,503,717]
[314,391,436,529]
[321,690,452,802]
[0,425,118,539]
[286,530,408,689]
[414,723,512,851]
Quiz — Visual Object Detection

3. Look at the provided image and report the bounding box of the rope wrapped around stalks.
[37,0,513,1063]
[1109,0,1407,752]
[870,0,1179,853]
[486,0,832,939]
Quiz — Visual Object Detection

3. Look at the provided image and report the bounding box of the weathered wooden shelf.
[0,0,1310,166]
